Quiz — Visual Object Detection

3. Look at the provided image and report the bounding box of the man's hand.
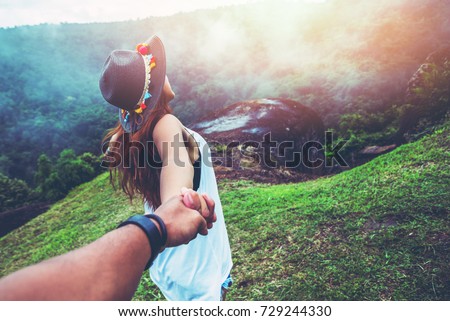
[155,189,216,247]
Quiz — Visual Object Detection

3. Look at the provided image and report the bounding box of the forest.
[0,0,449,211]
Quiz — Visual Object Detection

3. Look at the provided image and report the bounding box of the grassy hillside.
[0,124,449,300]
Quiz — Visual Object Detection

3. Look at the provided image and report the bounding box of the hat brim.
[120,35,167,133]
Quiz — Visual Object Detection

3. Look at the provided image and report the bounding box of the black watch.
[117,215,167,269]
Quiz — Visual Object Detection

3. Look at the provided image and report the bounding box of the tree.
[34,154,52,188]
[0,173,31,212]
[55,149,95,194]
[33,150,100,201]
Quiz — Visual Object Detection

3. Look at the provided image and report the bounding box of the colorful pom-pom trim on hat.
[122,109,130,122]
[136,43,150,55]
[122,43,157,122]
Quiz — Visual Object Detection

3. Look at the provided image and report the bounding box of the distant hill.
[1,0,450,183]
[1,122,448,300]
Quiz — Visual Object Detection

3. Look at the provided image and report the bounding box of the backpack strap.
[193,150,201,191]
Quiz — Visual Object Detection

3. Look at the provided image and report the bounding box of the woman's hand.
[180,187,217,232]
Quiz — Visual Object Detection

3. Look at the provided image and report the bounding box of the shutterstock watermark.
[101,131,349,169]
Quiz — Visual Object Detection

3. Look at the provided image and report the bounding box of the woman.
[99,35,232,300]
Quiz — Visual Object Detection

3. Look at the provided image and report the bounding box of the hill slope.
[0,124,449,300]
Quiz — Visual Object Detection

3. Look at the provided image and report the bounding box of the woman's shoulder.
[155,113,183,127]
[153,114,183,135]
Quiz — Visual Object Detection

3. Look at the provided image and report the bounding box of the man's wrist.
[117,215,166,269]
[145,214,168,251]
[148,218,161,235]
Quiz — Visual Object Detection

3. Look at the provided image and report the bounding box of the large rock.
[360,144,396,155]
[397,46,450,142]
[406,46,450,103]
[189,98,324,172]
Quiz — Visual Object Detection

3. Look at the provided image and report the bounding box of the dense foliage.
[1,0,450,187]
[0,173,32,212]
[0,150,101,212]
[336,50,450,158]
[33,150,103,202]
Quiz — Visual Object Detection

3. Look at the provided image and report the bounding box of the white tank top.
[144,128,233,301]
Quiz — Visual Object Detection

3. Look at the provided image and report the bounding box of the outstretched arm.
[153,114,195,201]
[153,115,210,217]
[0,189,215,301]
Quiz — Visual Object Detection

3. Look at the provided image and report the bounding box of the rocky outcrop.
[190,98,325,174]
[360,144,396,155]
[406,46,450,103]
[191,98,324,142]
[397,46,450,142]
[358,145,397,165]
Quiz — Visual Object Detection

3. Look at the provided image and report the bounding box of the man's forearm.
[0,224,151,300]
[0,190,215,301]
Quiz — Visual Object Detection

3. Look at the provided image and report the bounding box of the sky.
[0,0,259,28]
[0,0,329,28]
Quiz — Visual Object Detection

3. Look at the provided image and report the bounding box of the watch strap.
[117,215,163,269]
[145,214,167,248]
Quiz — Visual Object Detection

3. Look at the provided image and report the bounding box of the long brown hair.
[102,92,172,209]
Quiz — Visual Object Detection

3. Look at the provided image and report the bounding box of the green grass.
[0,124,449,300]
